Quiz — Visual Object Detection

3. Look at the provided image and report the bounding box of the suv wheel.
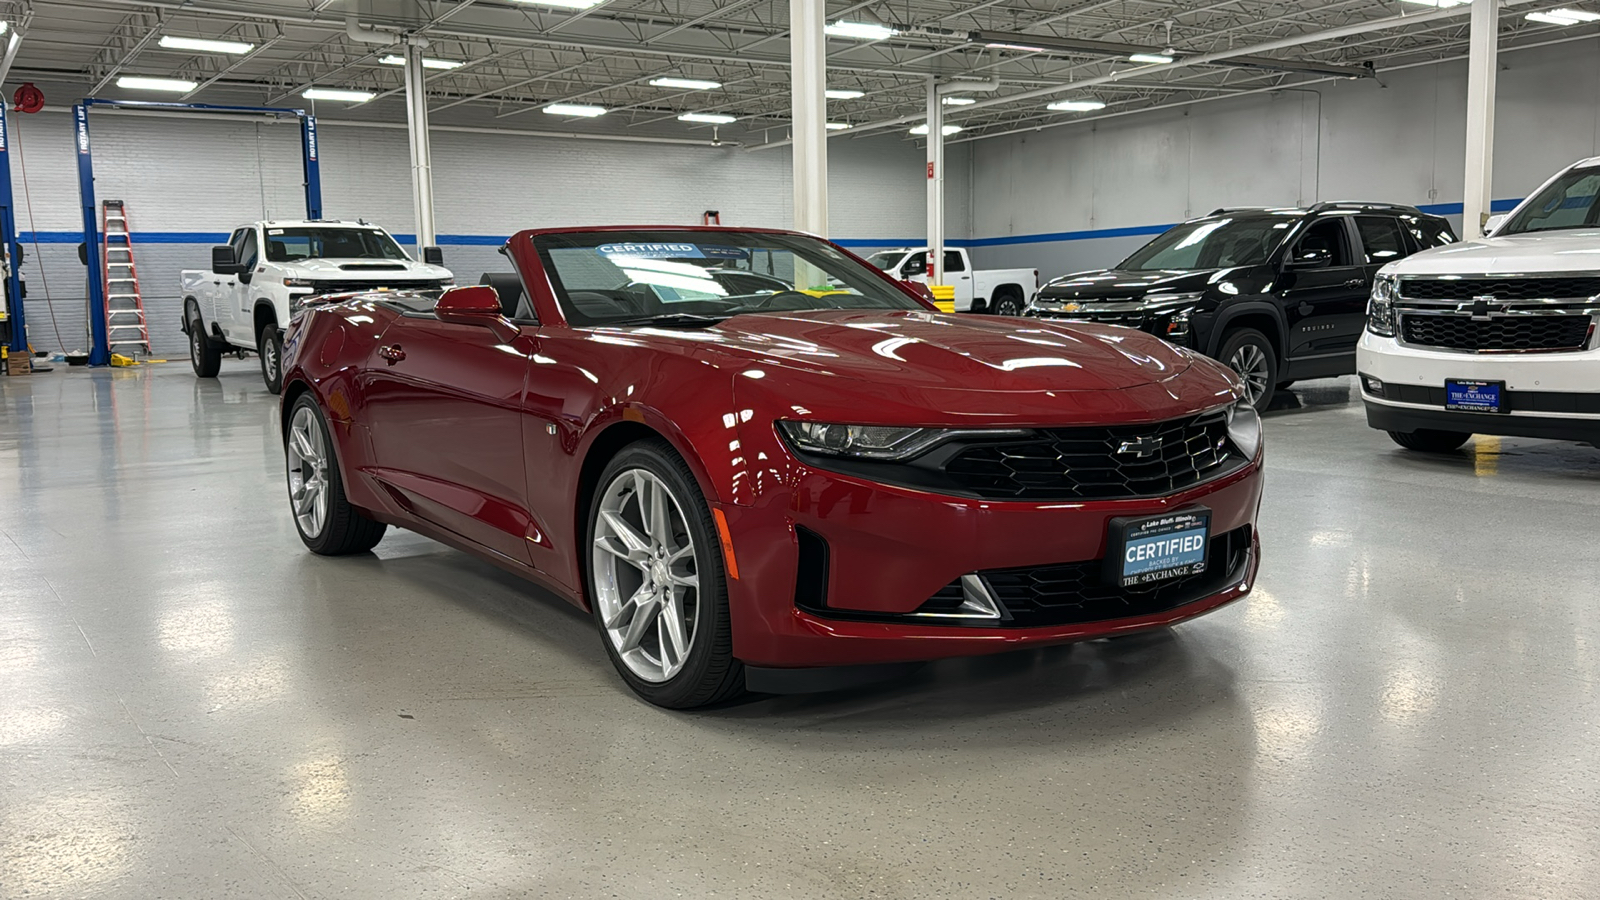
[1219,328,1277,412]
[1388,429,1471,453]
[187,303,222,378]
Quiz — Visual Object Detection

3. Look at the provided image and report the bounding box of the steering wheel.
[737,290,827,311]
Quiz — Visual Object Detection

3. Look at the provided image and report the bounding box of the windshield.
[1500,167,1600,235]
[1119,215,1297,271]
[534,231,924,327]
[264,227,409,262]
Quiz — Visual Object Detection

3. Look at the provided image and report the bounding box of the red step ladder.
[101,200,152,356]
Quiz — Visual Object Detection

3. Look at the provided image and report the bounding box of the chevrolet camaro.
[279,226,1264,708]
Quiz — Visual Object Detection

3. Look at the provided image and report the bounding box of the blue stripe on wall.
[15,198,1527,251]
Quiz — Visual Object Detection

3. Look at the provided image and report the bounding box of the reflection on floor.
[2,367,1598,898]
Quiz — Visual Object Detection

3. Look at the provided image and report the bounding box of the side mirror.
[422,246,445,266]
[436,285,514,338]
[900,262,922,279]
[1483,213,1507,236]
[212,245,239,274]
[78,242,89,266]
[1288,247,1332,269]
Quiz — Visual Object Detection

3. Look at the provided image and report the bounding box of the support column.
[0,100,28,361]
[1462,0,1499,240]
[926,78,945,284]
[403,41,437,247]
[789,0,828,237]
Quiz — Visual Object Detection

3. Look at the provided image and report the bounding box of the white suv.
[1357,157,1600,451]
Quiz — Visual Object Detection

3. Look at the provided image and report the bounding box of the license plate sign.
[1445,379,1505,413]
[1106,509,1210,588]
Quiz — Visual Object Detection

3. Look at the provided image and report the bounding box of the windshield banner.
[597,242,705,259]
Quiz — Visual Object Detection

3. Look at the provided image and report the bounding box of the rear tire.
[187,303,222,378]
[285,394,387,555]
[259,324,284,394]
[585,440,745,709]
[1388,429,1471,453]
[991,288,1025,316]
[1218,328,1278,412]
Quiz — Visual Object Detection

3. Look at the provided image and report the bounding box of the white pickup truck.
[863,247,1038,315]
[181,220,454,392]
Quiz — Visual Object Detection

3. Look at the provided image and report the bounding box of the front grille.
[1398,277,1600,302]
[915,526,1251,628]
[942,412,1241,501]
[1400,313,1592,352]
[308,279,444,295]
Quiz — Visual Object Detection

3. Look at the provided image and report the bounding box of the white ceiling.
[5,0,1596,146]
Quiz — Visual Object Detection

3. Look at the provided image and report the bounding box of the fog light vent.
[1359,374,1385,397]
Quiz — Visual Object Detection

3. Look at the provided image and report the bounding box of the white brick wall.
[7,110,952,356]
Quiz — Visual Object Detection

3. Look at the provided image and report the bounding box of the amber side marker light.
[711,508,740,580]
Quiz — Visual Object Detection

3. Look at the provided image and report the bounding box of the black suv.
[1026,202,1457,410]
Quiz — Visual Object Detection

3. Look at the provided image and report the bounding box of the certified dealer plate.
[1445,379,1505,413]
[1104,509,1210,588]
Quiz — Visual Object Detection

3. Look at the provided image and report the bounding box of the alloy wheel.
[591,468,700,683]
[263,339,278,381]
[190,330,202,365]
[1228,343,1271,407]
[286,406,330,538]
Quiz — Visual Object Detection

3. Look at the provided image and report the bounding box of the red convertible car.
[280,227,1263,708]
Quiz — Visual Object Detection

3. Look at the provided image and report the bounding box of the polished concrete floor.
[3,361,1598,899]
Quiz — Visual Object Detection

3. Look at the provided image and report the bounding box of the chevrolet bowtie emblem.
[1117,435,1163,458]
[1461,295,1499,321]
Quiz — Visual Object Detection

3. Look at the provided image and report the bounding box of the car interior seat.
[478,273,531,319]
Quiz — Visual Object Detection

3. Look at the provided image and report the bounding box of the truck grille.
[308,279,445,295]
[942,411,1243,501]
[1398,277,1600,302]
[1400,313,1593,352]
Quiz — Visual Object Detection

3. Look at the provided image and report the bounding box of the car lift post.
[0,101,27,366]
[73,99,322,366]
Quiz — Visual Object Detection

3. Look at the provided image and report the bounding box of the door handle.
[1346,278,1366,288]
[379,344,406,365]
[212,280,221,285]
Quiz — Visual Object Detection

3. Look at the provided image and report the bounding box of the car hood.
[1386,231,1600,275]
[280,258,452,279]
[625,308,1197,393]
[1039,268,1233,300]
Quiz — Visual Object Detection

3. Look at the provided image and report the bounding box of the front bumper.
[719,455,1263,668]
[1027,303,1198,348]
[1357,330,1600,442]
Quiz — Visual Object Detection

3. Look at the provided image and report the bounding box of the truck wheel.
[259,324,284,394]
[286,394,387,555]
[992,288,1025,316]
[187,303,222,378]
[1219,328,1277,412]
[1388,429,1471,453]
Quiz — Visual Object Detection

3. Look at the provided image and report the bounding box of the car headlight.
[1225,402,1262,459]
[283,277,315,289]
[1367,273,1397,337]
[777,421,1025,461]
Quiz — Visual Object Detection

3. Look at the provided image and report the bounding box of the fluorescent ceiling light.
[826,21,897,40]
[942,96,976,106]
[826,122,853,131]
[985,42,1045,53]
[1048,99,1107,111]
[679,112,737,124]
[544,103,607,117]
[380,54,465,70]
[303,87,375,103]
[1527,8,1600,24]
[1400,0,1468,7]
[510,0,607,8]
[159,35,255,54]
[910,124,963,136]
[117,76,198,92]
[1129,53,1174,64]
[826,88,866,100]
[0,21,8,36]
[650,77,722,90]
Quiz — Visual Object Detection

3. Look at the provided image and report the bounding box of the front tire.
[259,324,284,394]
[285,394,387,555]
[586,440,744,709]
[187,304,222,378]
[1388,429,1471,453]
[1219,328,1278,412]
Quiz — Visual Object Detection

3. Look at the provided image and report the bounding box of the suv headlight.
[1367,274,1397,337]
[283,277,315,289]
[1225,402,1262,459]
[777,421,1025,461]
